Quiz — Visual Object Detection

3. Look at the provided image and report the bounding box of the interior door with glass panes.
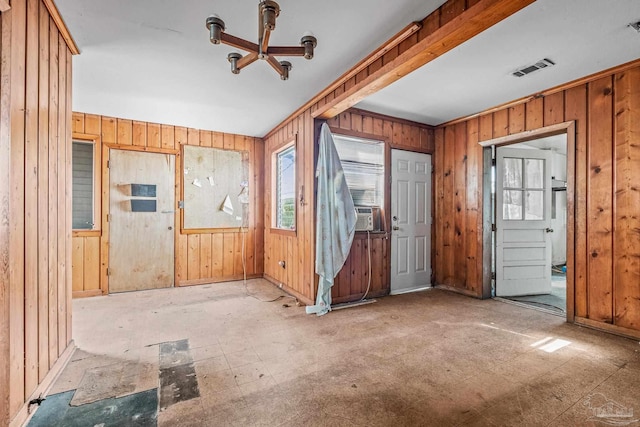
[496,147,552,296]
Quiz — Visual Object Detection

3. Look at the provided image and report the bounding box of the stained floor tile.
[34,279,640,427]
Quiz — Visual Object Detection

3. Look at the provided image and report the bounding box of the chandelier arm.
[220,33,259,54]
[237,52,260,70]
[268,46,306,57]
[260,28,272,55]
[265,55,285,76]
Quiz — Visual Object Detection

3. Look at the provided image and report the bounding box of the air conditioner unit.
[355,207,374,231]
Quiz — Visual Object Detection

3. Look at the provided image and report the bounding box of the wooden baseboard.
[72,289,103,299]
[574,317,640,341]
[434,284,482,299]
[10,341,76,427]
[177,274,263,287]
[263,275,314,306]
[332,288,389,305]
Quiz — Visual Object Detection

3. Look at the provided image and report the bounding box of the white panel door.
[496,147,552,296]
[109,150,175,293]
[391,150,431,294]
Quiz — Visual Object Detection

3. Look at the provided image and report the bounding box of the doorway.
[493,135,568,314]
[390,149,432,295]
[108,149,175,293]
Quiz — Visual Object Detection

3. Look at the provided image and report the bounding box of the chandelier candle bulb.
[206,14,225,44]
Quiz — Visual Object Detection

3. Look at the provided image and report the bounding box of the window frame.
[72,133,101,236]
[331,132,385,209]
[271,139,297,234]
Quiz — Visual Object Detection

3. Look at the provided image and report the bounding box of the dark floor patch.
[28,388,157,427]
[159,339,199,410]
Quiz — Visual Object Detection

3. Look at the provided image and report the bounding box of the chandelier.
[206,1,317,80]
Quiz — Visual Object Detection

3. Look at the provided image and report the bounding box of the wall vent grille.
[512,58,555,77]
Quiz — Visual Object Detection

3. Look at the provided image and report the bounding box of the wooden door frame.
[479,121,576,322]
[101,145,178,294]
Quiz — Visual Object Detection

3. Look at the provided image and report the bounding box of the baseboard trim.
[10,341,76,427]
[574,317,640,341]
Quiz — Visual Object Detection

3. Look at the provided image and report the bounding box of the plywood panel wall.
[71,113,265,293]
[0,1,74,425]
[434,62,640,334]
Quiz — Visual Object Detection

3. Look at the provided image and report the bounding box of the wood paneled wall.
[71,112,265,294]
[263,110,315,303]
[264,108,433,304]
[434,62,640,334]
[0,1,75,425]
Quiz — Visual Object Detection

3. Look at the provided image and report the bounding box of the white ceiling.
[56,0,444,137]
[358,0,640,125]
[57,0,640,137]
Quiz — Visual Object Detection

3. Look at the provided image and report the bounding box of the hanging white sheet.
[306,123,357,316]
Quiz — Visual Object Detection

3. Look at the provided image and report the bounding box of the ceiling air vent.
[512,58,555,77]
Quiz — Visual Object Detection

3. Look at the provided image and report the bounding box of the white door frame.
[479,122,576,322]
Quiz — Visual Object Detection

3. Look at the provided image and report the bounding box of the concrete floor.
[41,279,640,426]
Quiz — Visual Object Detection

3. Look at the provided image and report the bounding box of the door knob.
[392,226,400,231]
[545,228,553,233]
[168,226,173,230]
[392,216,398,221]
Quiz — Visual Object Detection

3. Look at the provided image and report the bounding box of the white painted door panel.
[496,147,551,296]
[391,150,431,294]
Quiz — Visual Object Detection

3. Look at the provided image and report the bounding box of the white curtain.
[306,123,356,316]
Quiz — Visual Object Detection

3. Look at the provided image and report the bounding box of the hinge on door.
[491,224,497,232]
[491,158,496,166]
[106,160,110,168]
[107,214,112,222]
[491,272,496,280]
[106,268,111,276]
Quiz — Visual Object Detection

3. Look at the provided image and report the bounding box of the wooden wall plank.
[71,238,83,292]
[544,91,564,126]
[0,8,11,423]
[47,14,59,369]
[83,237,99,291]
[587,76,614,323]
[36,1,50,383]
[147,123,160,149]
[434,128,445,285]
[9,0,28,413]
[525,97,543,131]
[24,0,40,397]
[116,119,132,146]
[453,122,467,287]
[57,32,68,354]
[465,118,480,294]
[613,68,640,330]
[187,234,200,281]
[564,84,588,317]
[132,121,146,147]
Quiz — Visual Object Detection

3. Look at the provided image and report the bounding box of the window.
[274,144,296,230]
[72,141,96,230]
[502,157,545,221]
[332,134,384,207]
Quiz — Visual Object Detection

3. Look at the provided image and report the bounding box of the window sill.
[72,230,101,237]
[270,228,297,237]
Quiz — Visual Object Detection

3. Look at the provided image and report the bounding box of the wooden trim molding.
[9,342,76,427]
[478,121,574,146]
[313,0,536,119]
[574,317,640,341]
[0,0,10,13]
[477,121,577,325]
[42,0,80,55]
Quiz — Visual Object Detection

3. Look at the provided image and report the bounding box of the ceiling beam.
[43,0,80,54]
[313,0,536,119]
